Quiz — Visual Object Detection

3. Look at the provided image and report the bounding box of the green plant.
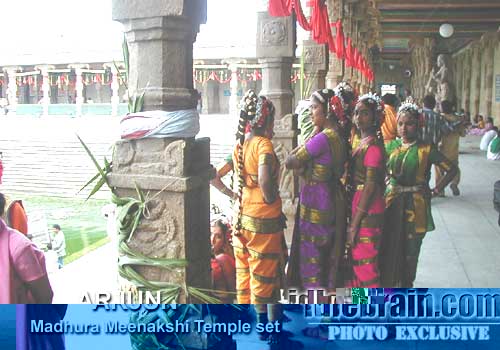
[113,36,145,113]
[78,136,228,303]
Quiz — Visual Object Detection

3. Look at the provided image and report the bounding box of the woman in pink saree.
[346,93,386,288]
[0,193,53,304]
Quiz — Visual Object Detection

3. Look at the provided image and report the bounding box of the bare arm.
[285,154,303,170]
[26,275,54,303]
[286,143,311,170]
[210,161,237,199]
[258,163,278,204]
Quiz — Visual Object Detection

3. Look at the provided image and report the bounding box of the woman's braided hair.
[233,90,275,235]
[334,83,358,207]
[234,90,258,235]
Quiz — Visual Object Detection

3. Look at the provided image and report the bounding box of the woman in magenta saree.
[286,89,348,290]
[346,93,386,288]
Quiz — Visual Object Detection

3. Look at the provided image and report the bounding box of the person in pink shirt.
[0,193,53,303]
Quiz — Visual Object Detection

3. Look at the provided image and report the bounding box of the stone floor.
[414,135,500,288]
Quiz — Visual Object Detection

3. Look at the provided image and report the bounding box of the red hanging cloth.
[294,0,312,31]
[356,52,363,72]
[269,0,292,16]
[352,47,360,70]
[344,38,353,67]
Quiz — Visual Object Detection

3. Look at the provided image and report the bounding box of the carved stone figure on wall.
[428,54,455,106]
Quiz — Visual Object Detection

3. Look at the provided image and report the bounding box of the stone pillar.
[69,64,88,116]
[303,40,328,93]
[105,63,120,116]
[256,11,298,244]
[111,0,211,303]
[470,43,482,117]
[4,67,21,112]
[462,51,472,113]
[113,1,205,111]
[222,59,245,116]
[257,11,295,118]
[326,0,344,88]
[480,33,495,117]
[35,65,54,116]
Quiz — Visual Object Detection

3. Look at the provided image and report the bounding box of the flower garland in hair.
[398,101,424,127]
[329,94,346,122]
[249,96,275,130]
[334,81,358,117]
[357,92,386,147]
[358,92,385,113]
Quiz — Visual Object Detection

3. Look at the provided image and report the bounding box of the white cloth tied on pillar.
[120,109,200,139]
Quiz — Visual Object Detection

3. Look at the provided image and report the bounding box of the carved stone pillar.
[326,0,344,88]
[35,65,54,116]
[470,43,482,117]
[257,11,298,244]
[104,63,121,116]
[303,40,328,93]
[343,2,354,82]
[69,64,88,116]
[462,51,472,113]
[111,0,211,303]
[113,0,206,111]
[4,67,21,112]
[480,33,496,117]
[222,59,245,116]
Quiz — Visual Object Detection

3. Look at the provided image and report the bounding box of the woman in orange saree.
[230,90,287,305]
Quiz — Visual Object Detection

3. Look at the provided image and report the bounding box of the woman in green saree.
[380,103,458,288]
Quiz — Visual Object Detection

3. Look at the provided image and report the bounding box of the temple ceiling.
[370,0,500,60]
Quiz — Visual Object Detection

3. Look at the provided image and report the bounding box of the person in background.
[211,219,236,303]
[419,95,444,146]
[0,193,53,303]
[487,128,500,161]
[469,115,486,135]
[0,195,28,236]
[480,126,498,151]
[51,224,66,269]
[0,159,29,236]
[381,93,399,144]
[436,100,465,196]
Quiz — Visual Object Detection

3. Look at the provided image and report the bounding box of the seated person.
[210,219,236,303]
[480,126,498,151]
[469,115,489,136]
[487,129,500,161]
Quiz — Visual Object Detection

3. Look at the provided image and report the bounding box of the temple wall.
[454,31,500,125]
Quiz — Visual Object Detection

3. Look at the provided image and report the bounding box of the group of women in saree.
[211,84,458,306]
